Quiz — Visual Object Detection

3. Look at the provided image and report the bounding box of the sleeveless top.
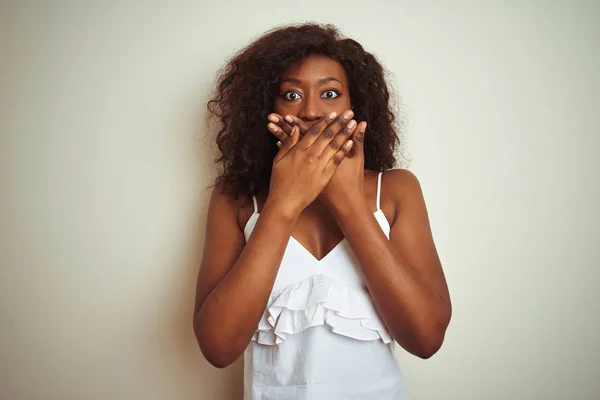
[242,172,409,400]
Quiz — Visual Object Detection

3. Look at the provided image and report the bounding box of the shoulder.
[208,181,254,232]
[209,181,248,211]
[382,168,423,198]
[380,169,426,218]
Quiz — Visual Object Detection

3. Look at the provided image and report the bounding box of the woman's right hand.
[266,110,356,220]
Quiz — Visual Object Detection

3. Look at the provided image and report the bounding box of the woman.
[193,23,451,399]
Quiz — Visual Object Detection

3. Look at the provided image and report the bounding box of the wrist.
[329,193,369,219]
[262,197,301,225]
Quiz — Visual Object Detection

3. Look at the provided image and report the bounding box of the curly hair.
[207,23,402,200]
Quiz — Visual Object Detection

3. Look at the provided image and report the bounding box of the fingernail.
[285,115,294,124]
[267,123,278,132]
[360,123,367,133]
[343,110,353,119]
[346,140,353,147]
[328,112,337,119]
[277,141,281,147]
[347,120,357,129]
[268,115,279,123]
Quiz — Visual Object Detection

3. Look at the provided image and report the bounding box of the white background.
[1,1,599,399]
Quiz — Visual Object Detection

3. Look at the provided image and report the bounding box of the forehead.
[280,55,348,84]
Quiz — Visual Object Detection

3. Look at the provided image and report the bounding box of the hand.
[267,111,367,209]
[266,111,356,219]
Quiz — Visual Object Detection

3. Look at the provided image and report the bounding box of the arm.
[330,169,451,359]
[193,184,297,368]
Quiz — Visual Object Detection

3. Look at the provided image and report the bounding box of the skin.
[193,55,452,368]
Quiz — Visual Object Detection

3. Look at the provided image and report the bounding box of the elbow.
[412,335,444,359]
[407,311,451,359]
[193,316,238,369]
[203,352,235,369]
[199,340,235,369]
[395,328,446,359]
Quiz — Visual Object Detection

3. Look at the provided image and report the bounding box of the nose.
[297,95,324,122]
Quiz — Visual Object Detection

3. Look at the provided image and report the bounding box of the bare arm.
[330,169,451,359]
[193,185,297,368]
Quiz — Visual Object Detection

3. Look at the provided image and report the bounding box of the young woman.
[193,23,451,399]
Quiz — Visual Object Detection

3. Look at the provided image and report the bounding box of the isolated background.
[1,1,599,399]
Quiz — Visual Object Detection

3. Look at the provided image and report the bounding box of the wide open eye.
[282,91,302,101]
[321,90,340,99]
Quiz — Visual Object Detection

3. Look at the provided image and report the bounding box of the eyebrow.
[280,77,342,84]
[318,77,341,84]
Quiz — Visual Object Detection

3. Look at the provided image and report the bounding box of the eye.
[282,91,302,101]
[321,90,340,99]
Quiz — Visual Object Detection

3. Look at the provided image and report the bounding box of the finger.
[294,111,336,148]
[274,125,299,162]
[310,110,354,154]
[312,110,354,154]
[267,121,289,142]
[268,113,294,135]
[351,121,367,157]
[283,115,310,135]
[325,139,354,171]
[290,125,300,146]
[296,110,346,149]
[320,118,358,159]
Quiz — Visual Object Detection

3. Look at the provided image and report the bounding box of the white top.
[243,172,409,400]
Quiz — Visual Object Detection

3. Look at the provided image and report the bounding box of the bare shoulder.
[208,181,253,231]
[382,168,423,197]
[380,169,427,220]
[208,181,243,215]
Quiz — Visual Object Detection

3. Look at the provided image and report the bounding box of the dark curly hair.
[207,23,402,200]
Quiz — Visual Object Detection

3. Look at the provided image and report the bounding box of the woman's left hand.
[267,112,367,209]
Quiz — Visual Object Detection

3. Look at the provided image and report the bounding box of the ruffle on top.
[252,274,393,346]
